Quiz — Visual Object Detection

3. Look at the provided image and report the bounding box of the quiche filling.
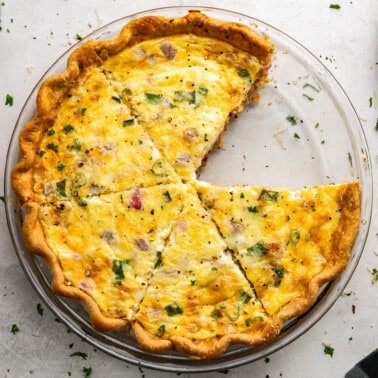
[12,11,360,359]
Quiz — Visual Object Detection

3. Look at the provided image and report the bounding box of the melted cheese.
[40,184,186,319]
[33,66,180,202]
[196,181,343,315]
[103,35,261,180]
[136,185,269,340]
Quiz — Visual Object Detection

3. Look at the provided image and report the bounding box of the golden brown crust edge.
[272,181,361,329]
[132,318,279,359]
[22,203,128,332]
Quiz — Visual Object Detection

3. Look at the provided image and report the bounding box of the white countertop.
[1,1,377,377]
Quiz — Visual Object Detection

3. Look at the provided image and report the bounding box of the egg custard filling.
[12,11,360,359]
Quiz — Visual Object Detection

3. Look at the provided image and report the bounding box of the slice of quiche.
[196,180,361,328]
[133,185,277,358]
[23,184,186,330]
[14,65,180,204]
[102,32,272,180]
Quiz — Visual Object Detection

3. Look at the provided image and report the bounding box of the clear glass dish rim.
[4,5,373,373]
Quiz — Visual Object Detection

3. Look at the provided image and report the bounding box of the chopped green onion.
[70,139,82,151]
[236,68,251,81]
[164,303,183,316]
[5,94,13,106]
[144,93,163,104]
[72,172,86,188]
[174,90,195,104]
[151,159,169,177]
[123,118,135,127]
[57,161,65,170]
[154,251,162,269]
[63,125,75,134]
[56,180,67,197]
[163,191,172,203]
[258,189,280,202]
[247,241,269,256]
[112,259,128,284]
[290,229,301,243]
[47,143,58,153]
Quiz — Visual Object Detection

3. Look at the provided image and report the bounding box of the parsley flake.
[47,143,58,153]
[83,367,92,377]
[0,195,4,203]
[5,94,13,106]
[324,345,334,357]
[11,324,19,334]
[37,303,44,316]
[247,241,269,256]
[70,351,88,359]
[164,303,183,316]
[329,4,340,9]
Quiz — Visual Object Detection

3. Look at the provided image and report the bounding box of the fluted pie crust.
[12,11,360,359]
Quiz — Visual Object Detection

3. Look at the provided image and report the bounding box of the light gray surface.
[1,1,377,377]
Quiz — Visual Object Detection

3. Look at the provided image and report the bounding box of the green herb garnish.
[273,267,285,278]
[286,115,298,125]
[144,93,163,105]
[151,159,169,177]
[47,128,55,136]
[5,94,13,106]
[37,303,44,316]
[239,290,252,304]
[293,132,300,139]
[163,191,172,203]
[245,316,264,326]
[174,90,196,104]
[80,107,87,115]
[56,180,67,197]
[329,4,340,9]
[112,259,128,284]
[70,139,82,151]
[247,241,269,256]
[83,367,92,377]
[290,229,301,243]
[78,199,87,208]
[57,161,65,170]
[258,189,280,202]
[236,68,251,81]
[247,206,258,213]
[47,143,59,153]
[157,325,166,334]
[123,118,135,127]
[0,196,5,203]
[75,33,82,41]
[164,303,183,316]
[154,251,162,269]
[63,125,75,134]
[302,94,314,101]
[72,172,86,188]
[39,151,46,157]
[70,351,88,359]
[11,324,19,334]
[211,308,223,320]
[324,345,334,357]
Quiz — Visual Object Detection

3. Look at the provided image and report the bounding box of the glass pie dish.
[4,6,372,373]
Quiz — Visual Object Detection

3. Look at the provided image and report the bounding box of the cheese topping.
[196,181,346,315]
[136,185,270,340]
[103,35,261,179]
[40,184,186,319]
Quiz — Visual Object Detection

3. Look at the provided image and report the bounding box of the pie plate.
[4,6,372,372]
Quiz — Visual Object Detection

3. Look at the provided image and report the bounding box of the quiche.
[11,11,361,359]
